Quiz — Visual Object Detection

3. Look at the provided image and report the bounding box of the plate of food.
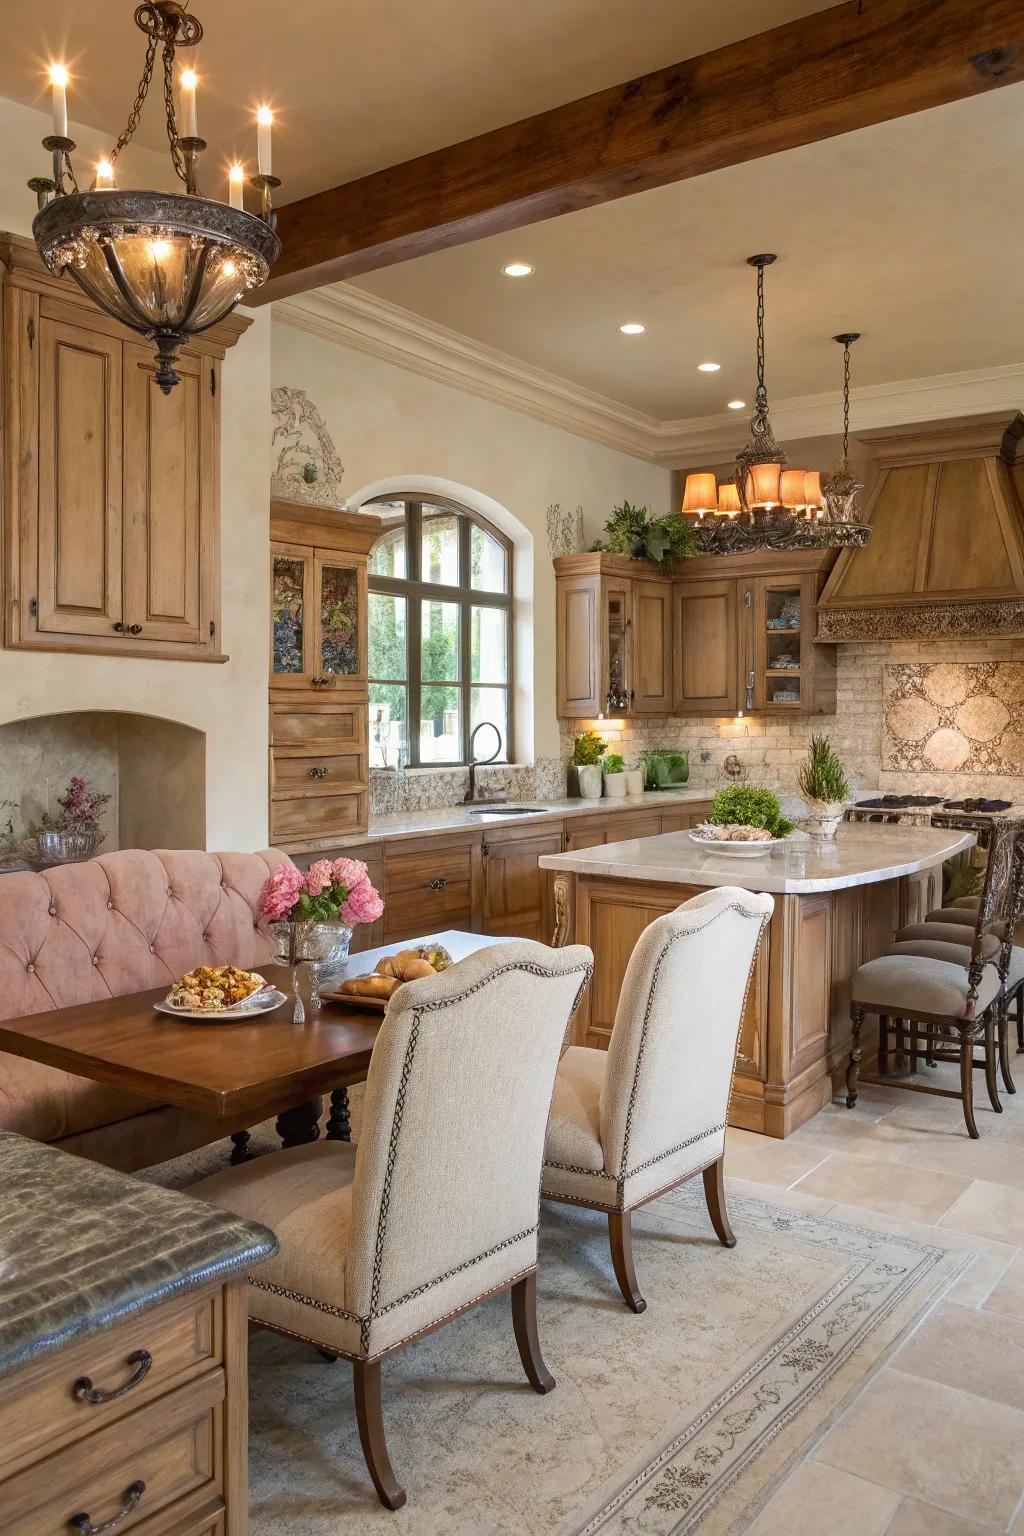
[323,943,454,1012]
[155,965,287,1022]
[688,822,784,857]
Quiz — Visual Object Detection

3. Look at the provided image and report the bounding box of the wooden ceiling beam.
[255,0,1024,303]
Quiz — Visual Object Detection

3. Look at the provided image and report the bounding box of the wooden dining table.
[0,931,499,1164]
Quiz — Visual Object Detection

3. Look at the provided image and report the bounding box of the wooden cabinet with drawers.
[1,234,243,662]
[382,836,482,943]
[0,1283,249,1536]
[269,500,382,851]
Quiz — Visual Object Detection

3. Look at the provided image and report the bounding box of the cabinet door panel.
[556,576,601,715]
[673,580,738,714]
[122,346,204,643]
[632,579,673,713]
[36,320,122,636]
[315,550,367,684]
[482,830,563,942]
[270,544,317,688]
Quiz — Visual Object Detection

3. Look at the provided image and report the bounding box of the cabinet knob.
[128,624,143,635]
[112,622,125,633]
[426,876,448,891]
[307,766,328,781]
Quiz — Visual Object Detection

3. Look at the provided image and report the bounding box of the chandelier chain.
[161,42,187,183]
[842,338,851,463]
[108,34,157,167]
[754,260,768,421]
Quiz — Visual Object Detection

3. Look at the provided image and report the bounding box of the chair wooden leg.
[608,1208,646,1314]
[1017,991,1023,1054]
[511,1272,555,1394]
[960,1034,980,1139]
[878,1013,889,1076]
[352,1359,406,1510]
[999,1006,1016,1094]
[229,1130,253,1165]
[846,1005,864,1108]
[985,1018,1002,1114]
[702,1156,736,1249]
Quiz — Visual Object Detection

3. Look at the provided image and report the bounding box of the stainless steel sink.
[466,804,543,816]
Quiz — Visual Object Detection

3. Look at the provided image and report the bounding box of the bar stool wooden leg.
[878,1014,889,1077]
[960,1033,980,1139]
[999,1006,1016,1094]
[984,1017,1002,1113]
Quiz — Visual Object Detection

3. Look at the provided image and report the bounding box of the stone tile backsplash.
[558,639,1024,801]
[370,757,565,816]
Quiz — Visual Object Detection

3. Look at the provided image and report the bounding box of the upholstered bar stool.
[847,826,1021,1137]
[193,939,593,1509]
[541,886,773,1313]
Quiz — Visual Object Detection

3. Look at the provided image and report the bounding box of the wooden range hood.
[817,413,1024,641]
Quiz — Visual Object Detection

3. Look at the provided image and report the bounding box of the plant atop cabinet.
[571,729,606,800]
[711,786,794,839]
[589,503,696,570]
[797,734,850,839]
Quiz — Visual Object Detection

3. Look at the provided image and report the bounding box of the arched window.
[367,495,513,768]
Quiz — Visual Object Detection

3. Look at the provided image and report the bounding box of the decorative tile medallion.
[883,662,1024,775]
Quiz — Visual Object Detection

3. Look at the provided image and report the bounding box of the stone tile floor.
[728,1062,1024,1534]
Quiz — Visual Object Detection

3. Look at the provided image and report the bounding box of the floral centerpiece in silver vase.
[26,775,111,867]
[258,857,384,1022]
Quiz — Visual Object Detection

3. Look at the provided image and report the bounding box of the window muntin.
[367,496,512,768]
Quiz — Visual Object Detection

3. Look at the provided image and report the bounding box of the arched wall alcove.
[349,475,537,762]
[0,711,206,854]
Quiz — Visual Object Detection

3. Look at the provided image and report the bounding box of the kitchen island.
[541,823,974,1138]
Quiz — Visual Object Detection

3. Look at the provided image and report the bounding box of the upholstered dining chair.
[193,938,593,1509]
[541,886,773,1314]
[846,825,1024,1137]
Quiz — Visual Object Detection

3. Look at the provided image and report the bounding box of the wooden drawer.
[270,789,367,843]
[384,880,472,941]
[271,746,365,796]
[270,701,364,749]
[385,845,473,893]
[0,1291,221,1478]
[0,1371,224,1536]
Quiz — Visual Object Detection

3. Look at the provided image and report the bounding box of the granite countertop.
[365,788,714,844]
[0,1132,276,1379]
[538,822,975,895]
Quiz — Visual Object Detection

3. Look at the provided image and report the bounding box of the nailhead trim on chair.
[361,955,592,1355]
[544,1121,725,1182]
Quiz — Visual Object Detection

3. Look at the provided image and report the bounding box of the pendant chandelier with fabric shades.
[682,255,871,554]
[29,1,281,393]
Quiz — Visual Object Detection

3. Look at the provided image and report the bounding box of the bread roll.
[400,957,436,980]
[340,974,399,999]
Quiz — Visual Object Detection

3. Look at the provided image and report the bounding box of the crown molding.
[274,285,1024,470]
[273,284,662,460]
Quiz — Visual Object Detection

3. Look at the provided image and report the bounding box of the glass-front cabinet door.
[270,544,316,689]
[603,579,632,713]
[314,550,367,686]
[752,576,807,712]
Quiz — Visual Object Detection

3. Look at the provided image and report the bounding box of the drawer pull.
[73,1349,152,1405]
[308,766,328,780]
[427,877,448,891]
[69,1480,146,1534]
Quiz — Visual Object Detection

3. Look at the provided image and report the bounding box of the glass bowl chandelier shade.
[29,1,281,392]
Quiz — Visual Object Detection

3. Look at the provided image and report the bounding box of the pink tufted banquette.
[0,847,290,1169]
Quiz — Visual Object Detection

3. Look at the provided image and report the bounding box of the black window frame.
[367,494,514,767]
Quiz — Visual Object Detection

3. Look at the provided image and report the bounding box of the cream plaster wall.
[271,318,672,759]
[0,95,272,851]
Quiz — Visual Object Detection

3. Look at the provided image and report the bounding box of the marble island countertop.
[365,787,714,844]
[0,1131,276,1379]
[538,822,975,895]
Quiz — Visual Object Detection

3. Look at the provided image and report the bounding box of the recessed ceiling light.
[619,322,646,335]
[502,261,534,278]
[727,399,746,410]
[697,361,721,373]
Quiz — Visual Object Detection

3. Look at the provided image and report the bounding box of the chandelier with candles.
[680,256,872,554]
[29,1,281,393]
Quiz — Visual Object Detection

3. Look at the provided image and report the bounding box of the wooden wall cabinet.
[2,234,243,662]
[269,500,382,851]
[555,554,672,718]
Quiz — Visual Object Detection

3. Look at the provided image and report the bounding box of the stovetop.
[854,795,945,810]
[940,798,1013,814]
[850,795,1016,816]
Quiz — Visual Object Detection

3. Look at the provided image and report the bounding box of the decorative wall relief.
[546,503,584,560]
[271,387,346,508]
[883,662,1024,774]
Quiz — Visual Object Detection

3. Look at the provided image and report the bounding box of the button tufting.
[26,963,35,973]
[149,944,155,954]
[107,900,113,910]
[48,905,56,917]
[203,932,210,941]
[92,955,100,965]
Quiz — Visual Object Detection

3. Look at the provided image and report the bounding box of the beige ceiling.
[0,0,830,202]
[348,84,1024,421]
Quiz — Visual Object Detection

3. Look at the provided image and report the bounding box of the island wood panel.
[564,871,910,1137]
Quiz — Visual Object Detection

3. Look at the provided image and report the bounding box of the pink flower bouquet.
[258,857,384,929]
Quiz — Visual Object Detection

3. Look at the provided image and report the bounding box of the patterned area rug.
[144,1125,969,1536]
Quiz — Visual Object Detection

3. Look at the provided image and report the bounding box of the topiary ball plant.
[710,786,794,839]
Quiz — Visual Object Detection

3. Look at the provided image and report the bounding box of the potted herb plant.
[709,786,794,840]
[571,729,607,800]
[602,752,628,799]
[797,735,850,840]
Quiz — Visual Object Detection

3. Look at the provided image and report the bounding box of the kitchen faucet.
[463,721,506,804]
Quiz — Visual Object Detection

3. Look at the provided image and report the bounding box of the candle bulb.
[180,68,198,138]
[95,158,114,189]
[228,163,245,210]
[257,107,273,175]
[49,64,69,138]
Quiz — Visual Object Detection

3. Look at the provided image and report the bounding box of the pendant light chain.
[108,36,157,166]
[842,337,851,463]
[754,258,768,422]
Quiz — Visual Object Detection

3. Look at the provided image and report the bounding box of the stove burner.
[854,795,945,810]
[940,798,1013,814]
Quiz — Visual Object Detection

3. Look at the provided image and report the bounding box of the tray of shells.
[321,944,454,1012]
